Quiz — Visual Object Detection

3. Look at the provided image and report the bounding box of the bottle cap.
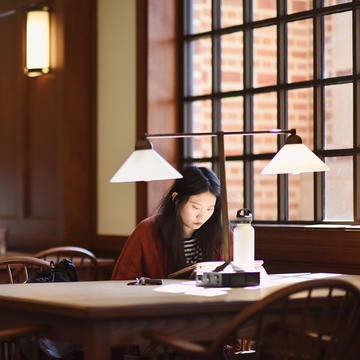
[233,208,252,224]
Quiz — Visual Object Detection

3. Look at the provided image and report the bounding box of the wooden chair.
[142,279,360,360]
[0,257,50,359]
[0,325,47,360]
[33,246,99,281]
[0,256,50,284]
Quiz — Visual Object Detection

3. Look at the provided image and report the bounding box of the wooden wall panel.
[27,77,58,219]
[0,0,97,252]
[136,0,180,223]
[147,0,180,216]
[61,0,96,247]
[0,9,20,219]
[256,226,360,275]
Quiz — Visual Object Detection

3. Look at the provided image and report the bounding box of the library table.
[0,273,358,360]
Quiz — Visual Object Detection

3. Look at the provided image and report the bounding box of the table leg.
[83,341,111,360]
[82,326,112,360]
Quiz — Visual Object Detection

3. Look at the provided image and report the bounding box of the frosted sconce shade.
[25,7,50,77]
[261,144,330,175]
[110,149,183,183]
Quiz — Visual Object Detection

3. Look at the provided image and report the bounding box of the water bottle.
[232,208,254,271]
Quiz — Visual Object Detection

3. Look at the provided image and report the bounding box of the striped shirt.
[184,237,203,265]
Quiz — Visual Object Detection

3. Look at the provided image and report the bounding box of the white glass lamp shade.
[25,8,50,76]
[261,144,330,175]
[110,149,183,183]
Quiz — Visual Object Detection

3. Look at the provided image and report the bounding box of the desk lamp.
[111,129,329,286]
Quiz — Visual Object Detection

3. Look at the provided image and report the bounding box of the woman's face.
[178,191,217,238]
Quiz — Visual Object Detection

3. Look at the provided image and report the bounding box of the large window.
[181,0,359,224]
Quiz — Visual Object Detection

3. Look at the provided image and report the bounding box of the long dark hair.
[156,166,222,273]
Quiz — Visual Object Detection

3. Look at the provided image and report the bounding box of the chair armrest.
[0,325,47,342]
[141,329,207,355]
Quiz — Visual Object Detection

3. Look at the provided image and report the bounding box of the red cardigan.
[111,216,169,280]
[111,215,230,280]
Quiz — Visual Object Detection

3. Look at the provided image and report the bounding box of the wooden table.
[0,272,358,360]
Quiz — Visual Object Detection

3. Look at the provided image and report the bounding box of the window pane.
[324,0,351,6]
[289,173,314,221]
[288,87,313,149]
[254,160,277,220]
[325,156,353,221]
[222,97,244,132]
[324,83,353,149]
[324,11,352,78]
[222,97,244,156]
[288,19,313,82]
[189,37,212,96]
[287,0,312,14]
[192,100,212,158]
[253,92,277,154]
[188,0,212,34]
[221,32,243,92]
[221,0,243,27]
[253,0,276,21]
[226,161,244,219]
[253,26,277,87]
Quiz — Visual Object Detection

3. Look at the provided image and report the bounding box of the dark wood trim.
[89,0,98,249]
[136,0,148,224]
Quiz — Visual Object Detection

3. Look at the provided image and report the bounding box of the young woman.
[111,165,223,280]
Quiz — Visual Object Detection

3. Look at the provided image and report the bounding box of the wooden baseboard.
[255,225,360,275]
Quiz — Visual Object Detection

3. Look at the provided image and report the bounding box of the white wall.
[97,0,136,235]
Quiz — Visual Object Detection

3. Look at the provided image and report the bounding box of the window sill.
[254,223,360,230]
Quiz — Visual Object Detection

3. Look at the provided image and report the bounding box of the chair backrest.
[0,325,47,360]
[142,278,360,360]
[33,246,99,281]
[0,258,50,359]
[211,278,360,360]
[0,256,50,284]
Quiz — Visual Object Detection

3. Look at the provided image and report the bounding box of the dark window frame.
[180,0,360,225]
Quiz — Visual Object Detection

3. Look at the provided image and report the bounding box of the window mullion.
[314,0,325,222]
[353,6,360,223]
[212,0,221,175]
[243,0,253,212]
[182,1,193,159]
[277,0,288,222]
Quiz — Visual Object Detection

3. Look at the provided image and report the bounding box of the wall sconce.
[110,129,329,268]
[24,5,50,77]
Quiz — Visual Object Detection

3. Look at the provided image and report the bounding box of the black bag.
[26,259,78,283]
